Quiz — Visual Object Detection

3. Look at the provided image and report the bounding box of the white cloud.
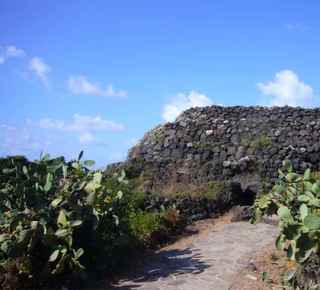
[79,132,95,144]
[162,90,213,122]
[29,57,51,87]
[257,70,316,107]
[39,114,124,144]
[0,47,52,90]
[68,75,127,97]
[0,45,25,64]
[6,45,25,57]
[39,114,125,132]
[0,124,50,155]
[39,119,64,130]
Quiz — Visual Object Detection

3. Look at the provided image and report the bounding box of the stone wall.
[114,106,320,195]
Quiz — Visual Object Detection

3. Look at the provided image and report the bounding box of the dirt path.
[107,217,278,290]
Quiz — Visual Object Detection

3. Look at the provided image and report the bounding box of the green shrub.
[252,162,320,289]
[129,211,161,246]
[0,153,194,289]
[202,181,230,201]
[0,153,150,289]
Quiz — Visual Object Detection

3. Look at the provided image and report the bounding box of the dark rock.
[109,105,320,198]
[230,206,253,222]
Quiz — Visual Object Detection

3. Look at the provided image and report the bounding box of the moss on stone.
[201,181,229,200]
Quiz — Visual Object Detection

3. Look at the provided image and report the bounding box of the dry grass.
[230,243,291,290]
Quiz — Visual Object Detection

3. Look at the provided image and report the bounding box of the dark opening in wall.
[230,182,256,206]
[240,188,256,206]
[229,183,257,222]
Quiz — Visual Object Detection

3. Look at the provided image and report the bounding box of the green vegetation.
[0,153,183,290]
[170,181,230,201]
[241,134,272,151]
[251,135,272,150]
[202,181,231,202]
[252,162,320,289]
[129,211,161,246]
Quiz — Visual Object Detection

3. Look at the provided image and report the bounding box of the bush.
[0,154,144,289]
[252,161,320,289]
[129,211,161,247]
[0,153,191,289]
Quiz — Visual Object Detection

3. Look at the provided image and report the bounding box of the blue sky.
[1,0,319,167]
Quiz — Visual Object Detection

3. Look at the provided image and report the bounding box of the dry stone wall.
[119,106,320,195]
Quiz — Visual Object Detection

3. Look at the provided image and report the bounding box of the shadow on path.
[110,247,210,289]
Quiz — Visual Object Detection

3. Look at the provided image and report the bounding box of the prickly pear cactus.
[252,162,320,289]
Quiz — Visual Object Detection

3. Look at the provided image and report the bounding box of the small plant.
[251,135,272,150]
[241,134,272,151]
[261,271,269,282]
